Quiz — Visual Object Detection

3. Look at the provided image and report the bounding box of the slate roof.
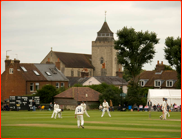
[34,64,69,81]
[53,51,94,68]
[96,22,114,42]
[19,63,68,81]
[94,76,128,86]
[97,22,113,33]
[138,70,178,88]
[54,87,101,101]
[67,77,90,86]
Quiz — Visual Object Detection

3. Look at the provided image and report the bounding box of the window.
[21,66,27,72]
[71,70,74,77]
[33,70,40,76]
[77,70,80,77]
[9,68,13,74]
[100,57,104,64]
[35,83,39,90]
[61,82,64,87]
[56,82,59,88]
[154,80,161,87]
[166,80,173,87]
[140,80,145,87]
[30,83,34,91]
[45,71,51,76]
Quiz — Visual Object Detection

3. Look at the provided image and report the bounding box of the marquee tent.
[147,89,181,106]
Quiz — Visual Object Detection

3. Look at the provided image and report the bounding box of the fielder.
[165,98,170,117]
[101,99,111,117]
[75,103,84,129]
[51,103,62,119]
[81,101,90,117]
[160,98,167,120]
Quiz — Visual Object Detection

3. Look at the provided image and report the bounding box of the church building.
[41,21,122,77]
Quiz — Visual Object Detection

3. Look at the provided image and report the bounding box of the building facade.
[1,57,69,102]
[92,21,122,76]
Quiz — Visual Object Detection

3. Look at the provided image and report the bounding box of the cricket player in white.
[165,98,170,117]
[51,103,62,119]
[81,101,90,117]
[101,99,111,117]
[75,103,84,128]
[160,98,167,120]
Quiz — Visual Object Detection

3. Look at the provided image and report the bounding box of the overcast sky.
[1,1,181,73]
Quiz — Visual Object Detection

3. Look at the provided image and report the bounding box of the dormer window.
[140,80,145,87]
[166,80,173,87]
[45,71,51,76]
[154,80,161,87]
[21,66,27,72]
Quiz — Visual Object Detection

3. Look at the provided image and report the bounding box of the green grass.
[1,110,181,138]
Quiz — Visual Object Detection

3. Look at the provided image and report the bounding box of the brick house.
[1,58,69,102]
[54,87,101,110]
[138,61,178,89]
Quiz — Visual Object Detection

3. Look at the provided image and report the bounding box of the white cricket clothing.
[101,101,111,117]
[75,106,84,115]
[51,104,62,119]
[81,103,86,111]
[75,105,84,127]
[81,103,90,117]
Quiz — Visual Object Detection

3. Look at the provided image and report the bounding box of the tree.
[115,27,159,85]
[164,37,181,88]
[35,85,59,103]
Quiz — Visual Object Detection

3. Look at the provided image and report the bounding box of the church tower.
[92,20,122,76]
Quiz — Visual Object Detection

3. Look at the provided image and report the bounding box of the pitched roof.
[96,22,114,42]
[19,64,47,81]
[53,51,94,68]
[94,76,128,86]
[66,77,90,86]
[138,70,178,87]
[34,64,69,81]
[97,22,113,34]
[54,87,101,101]
[19,63,68,81]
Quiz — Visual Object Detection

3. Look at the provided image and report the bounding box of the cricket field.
[1,110,181,138]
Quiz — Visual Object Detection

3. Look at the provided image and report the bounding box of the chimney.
[14,59,20,68]
[81,68,89,78]
[55,58,60,70]
[46,58,52,64]
[161,61,163,65]
[5,59,11,71]
[157,60,159,65]
[116,71,123,78]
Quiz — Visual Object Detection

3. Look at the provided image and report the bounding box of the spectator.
[133,103,138,111]
[117,104,121,111]
[139,105,143,111]
[144,105,149,111]
[49,102,53,111]
[109,100,114,111]
[32,100,36,111]
[122,104,126,111]
[148,100,152,118]
[99,104,103,111]
[170,104,173,112]
[153,104,157,111]
[157,103,160,112]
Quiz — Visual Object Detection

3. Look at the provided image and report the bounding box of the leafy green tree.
[115,27,159,85]
[57,87,66,94]
[99,86,122,106]
[35,85,59,103]
[164,37,181,88]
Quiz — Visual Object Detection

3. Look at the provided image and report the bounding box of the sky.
[1,1,181,73]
